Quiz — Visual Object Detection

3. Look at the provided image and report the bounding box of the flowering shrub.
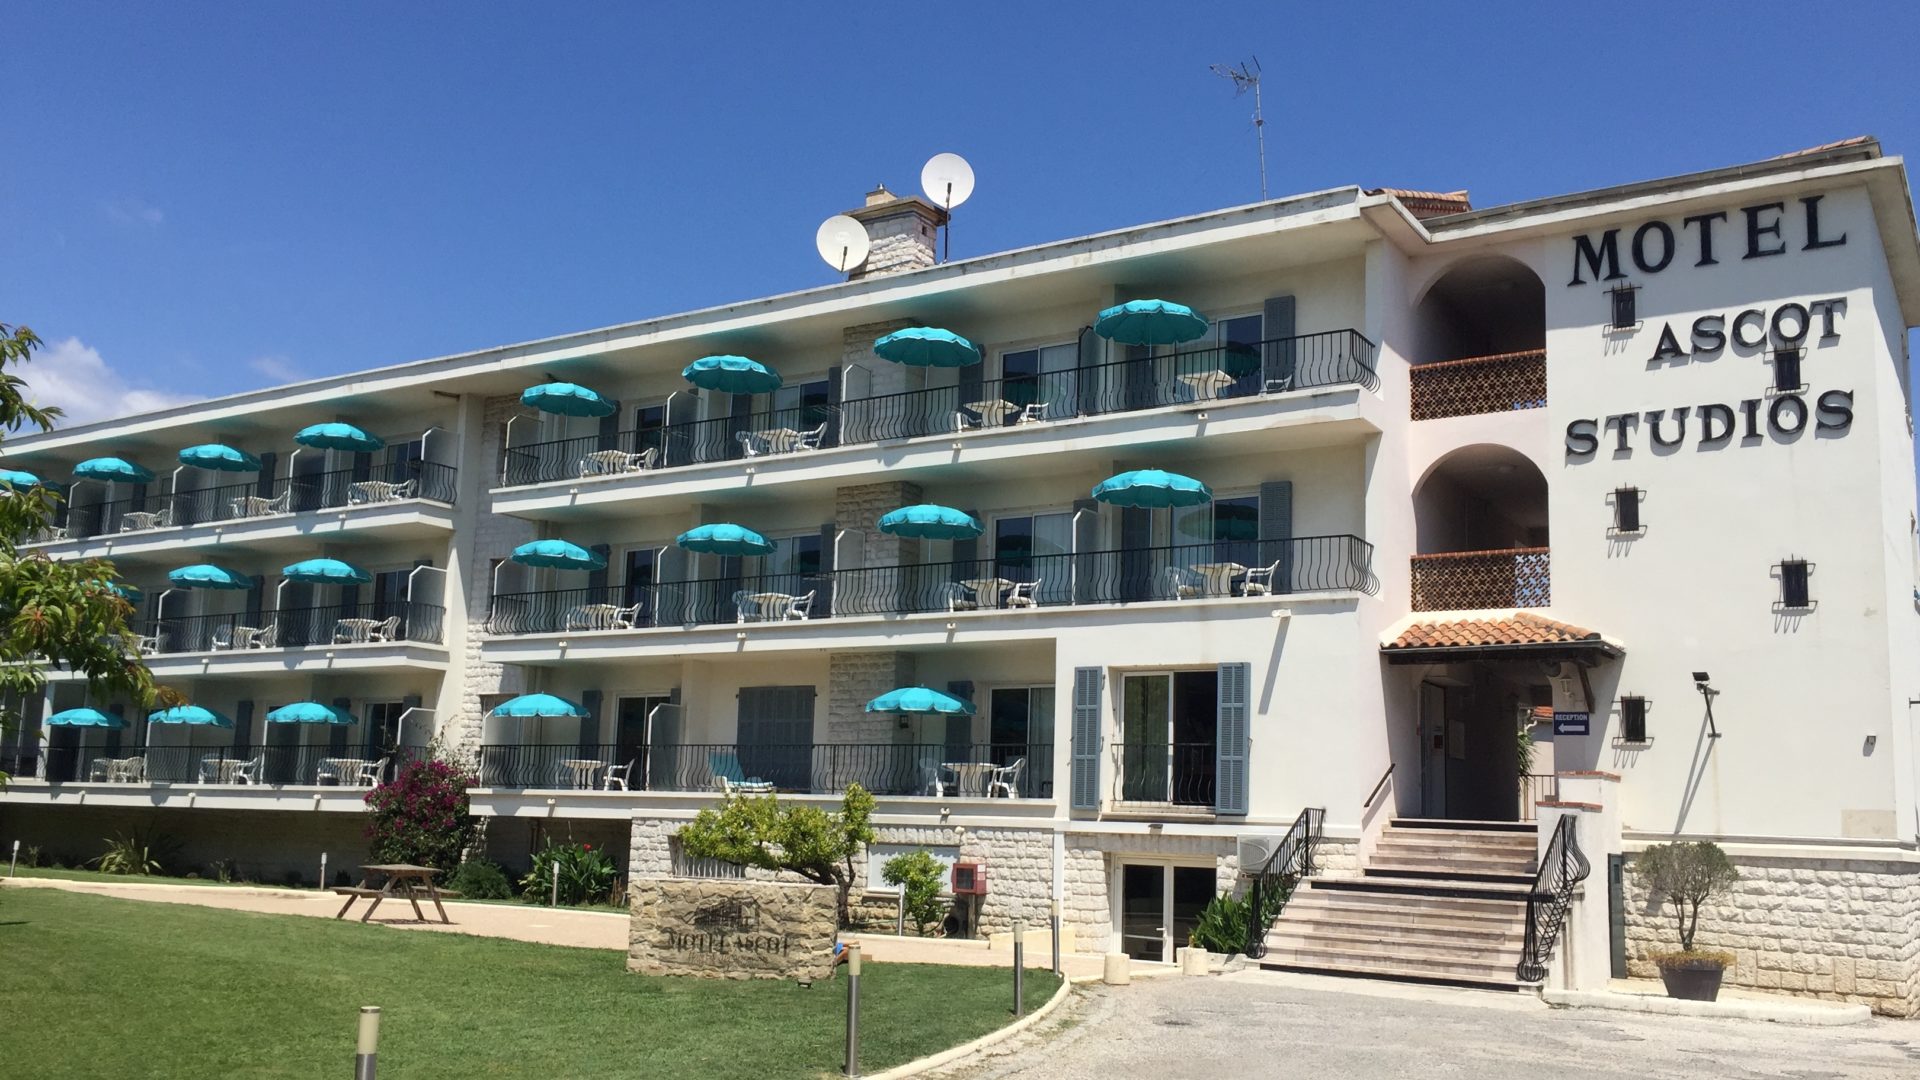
[364,757,477,874]
[519,840,620,906]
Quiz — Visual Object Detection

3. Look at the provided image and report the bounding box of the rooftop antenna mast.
[1211,56,1267,200]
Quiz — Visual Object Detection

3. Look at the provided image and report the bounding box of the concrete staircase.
[1259,819,1537,991]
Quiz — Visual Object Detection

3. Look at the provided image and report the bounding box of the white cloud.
[25,337,201,428]
[248,355,302,382]
[104,197,164,228]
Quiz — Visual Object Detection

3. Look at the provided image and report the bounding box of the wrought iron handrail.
[58,460,456,540]
[1108,741,1216,806]
[1362,763,1395,809]
[496,329,1380,487]
[35,743,429,785]
[1244,806,1324,958]
[486,535,1378,635]
[141,600,447,653]
[471,741,1053,798]
[1516,813,1590,982]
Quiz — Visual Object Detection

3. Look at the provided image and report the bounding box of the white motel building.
[3,137,1918,1015]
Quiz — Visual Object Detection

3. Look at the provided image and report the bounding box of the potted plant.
[1631,841,1739,1001]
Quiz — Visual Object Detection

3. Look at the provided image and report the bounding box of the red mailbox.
[951,860,987,895]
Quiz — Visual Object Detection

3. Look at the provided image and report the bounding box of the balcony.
[138,600,446,656]
[485,536,1376,635]
[497,331,1379,489]
[473,741,1053,798]
[51,460,457,542]
[33,743,429,786]
[1410,547,1550,611]
[1409,349,1546,421]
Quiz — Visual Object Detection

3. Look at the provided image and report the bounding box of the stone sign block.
[628,877,839,981]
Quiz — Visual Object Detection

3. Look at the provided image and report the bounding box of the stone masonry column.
[447,394,537,760]
[825,652,917,744]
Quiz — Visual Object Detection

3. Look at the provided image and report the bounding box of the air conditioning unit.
[951,860,987,895]
[1236,833,1287,873]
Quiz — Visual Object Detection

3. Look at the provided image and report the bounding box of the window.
[1607,284,1638,330]
[1772,348,1803,393]
[770,379,832,433]
[1614,487,1642,533]
[370,568,410,617]
[365,700,408,755]
[1119,671,1217,806]
[622,548,658,613]
[1169,494,1260,568]
[988,685,1055,797]
[992,512,1072,603]
[998,343,1077,417]
[1779,559,1812,609]
[1619,696,1648,743]
[633,403,666,458]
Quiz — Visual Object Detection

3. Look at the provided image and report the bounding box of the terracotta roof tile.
[1770,135,1875,160]
[1384,611,1602,651]
[1364,187,1473,220]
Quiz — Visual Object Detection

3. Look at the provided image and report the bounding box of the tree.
[677,784,876,925]
[1632,841,1740,953]
[0,323,169,785]
[881,849,947,936]
[364,757,478,874]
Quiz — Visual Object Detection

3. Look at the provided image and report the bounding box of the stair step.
[1294,883,1529,914]
[1367,854,1537,872]
[1389,818,1536,833]
[1282,902,1526,932]
[1257,955,1525,992]
[1265,924,1524,952]
[1363,867,1535,887]
[1374,832,1538,852]
[1311,877,1534,903]
[1259,943,1524,983]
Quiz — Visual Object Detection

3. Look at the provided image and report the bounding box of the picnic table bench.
[331,863,452,924]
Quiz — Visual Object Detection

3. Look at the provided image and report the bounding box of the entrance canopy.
[1380,612,1622,666]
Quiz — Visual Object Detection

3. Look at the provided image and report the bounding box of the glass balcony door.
[1120,671,1217,806]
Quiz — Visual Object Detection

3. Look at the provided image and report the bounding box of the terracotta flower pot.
[1657,957,1727,1001]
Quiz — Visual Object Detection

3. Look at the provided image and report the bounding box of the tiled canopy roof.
[1365,187,1473,219]
[1383,612,1605,652]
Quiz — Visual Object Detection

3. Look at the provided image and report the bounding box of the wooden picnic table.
[333,863,452,924]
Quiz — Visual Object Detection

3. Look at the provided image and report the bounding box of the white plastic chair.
[231,755,263,785]
[242,622,279,649]
[366,616,401,642]
[989,757,1026,798]
[355,758,390,787]
[1164,566,1203,600]
[783,590,816,620]
[121,506,174,532]
[1241,560,1282,596]
[1015,403,1051,424]
[1005,580,1042,608]
[735,431,771,458]
[577,447,656,477]
[609,603,644,630]
[793,422,829,451]
[602,759,636,791]
[209,625,236,651]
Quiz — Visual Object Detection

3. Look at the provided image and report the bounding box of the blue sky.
[4,2,1918,424]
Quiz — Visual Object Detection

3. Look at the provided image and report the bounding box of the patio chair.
[110,756,147,783]
[209,625,236,651]
[945,582,980,612]
[1014,402,1051,424]
[989,757,1027,798]
[87,758,112,782]
[577,446,657,477]
[1241,560,1282,596]
[349,478,416,504]
[198,754,228,783]
[231,755,263,785]
[792,422,829,451]
[231,489,292,518]
[602,759,636,791]
[121,506,174,532]
[734,431,772,458]
[243,622,279,649]
[732,589,759,623]
[355,758,390,787]
[315,759,348,785]
[608,603,644,630]
[709,750,775,795]
[1164,566,1203,600]
[365,616,401,643]
[783,590,816,620]
[1005,580,1042,608]
[135,632,161,656]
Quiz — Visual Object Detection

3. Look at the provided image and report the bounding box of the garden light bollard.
[354,1006,380,1080]
[1050,898,1061,975]
[8,839,17,878]
[550,860,560,907]
[895,888,905,936]
[320,852,328,891]
[1012,919,1025,1018]
[843,942,861,1078]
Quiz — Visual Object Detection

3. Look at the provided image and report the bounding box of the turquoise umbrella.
[864,686,976,716]
[281,557,372,584]
[490,693,588,719]
[167,564,256,590]
[676,523,775,557]
[267,701,355,725]
[74,457,155,483]
[1094,299,1210,346]
[105,582,143,604]
[877,504,982,540]
[521,382,616,418]
[0,468,41,487]
[873,327,982,368]
[683,355,783,395]
[178,443,262,472]
[46,707,124,729]
[510,539,606,571]
[149,705,234,728]
[1092,469,1213,509]
[295,422,386,453]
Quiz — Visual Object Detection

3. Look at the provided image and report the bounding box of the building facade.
[4,139,1917,1014]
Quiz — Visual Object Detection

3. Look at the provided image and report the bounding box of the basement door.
[1117,863,1215,963]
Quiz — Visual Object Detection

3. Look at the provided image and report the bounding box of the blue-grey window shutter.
[1258,480,1293,593]
[588,543,611,594]
[579,689,603,757]
[1119,506,1152,600]
[1123,343,1154,410]
[1263,295,1297,387]
[1070,666,1104,810]
[1214,663,1250,814]
[1075,326,1101,416]
[233,700,253,756]
[329,697,352,755]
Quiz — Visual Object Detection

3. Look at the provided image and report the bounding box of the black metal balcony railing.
[1114,742,1217,806]
[36,744,429,786]
[141,601,446,654]
[60,460,457,540]
[474,741,1054,798]
[497,330,1379,487]
[485,536,1377,635]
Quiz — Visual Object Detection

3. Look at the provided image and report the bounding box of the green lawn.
[0,888,1062,1079]
[9,866,253,887]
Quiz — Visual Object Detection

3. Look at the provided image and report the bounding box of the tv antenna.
[920,152,975,262]
[1211,56,1267,200]
[815,214,872,276]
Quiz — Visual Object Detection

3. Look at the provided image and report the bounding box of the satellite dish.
[815,215,871,273]
[921,153,976,210]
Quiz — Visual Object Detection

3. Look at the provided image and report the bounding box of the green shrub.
[519,841,618,906]
[880,850,947,936]
[20,844,40,868]
[448,858,513,900]
[1188,892,1249,954]
[208,858,236,884]
[93,831,179,876]
[1632,841,1739,956]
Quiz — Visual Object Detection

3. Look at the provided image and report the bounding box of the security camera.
[1691,671,1710,685]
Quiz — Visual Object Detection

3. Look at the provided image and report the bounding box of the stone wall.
[629,877,839,981]
[826,652,917,743]
[834,479,923,569]
[448,394,536,759]
[1622,849,1920,1018]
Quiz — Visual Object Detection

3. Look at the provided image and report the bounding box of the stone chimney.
[843,183,948,280]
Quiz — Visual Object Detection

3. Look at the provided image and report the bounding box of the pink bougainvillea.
[364,757,477,874]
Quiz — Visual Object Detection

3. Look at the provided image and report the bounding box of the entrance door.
[1419,681,1447,818]
[1119,863,1217,962]
[616,694,669,783]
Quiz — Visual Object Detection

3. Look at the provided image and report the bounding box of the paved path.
[931,970,1920,1080]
